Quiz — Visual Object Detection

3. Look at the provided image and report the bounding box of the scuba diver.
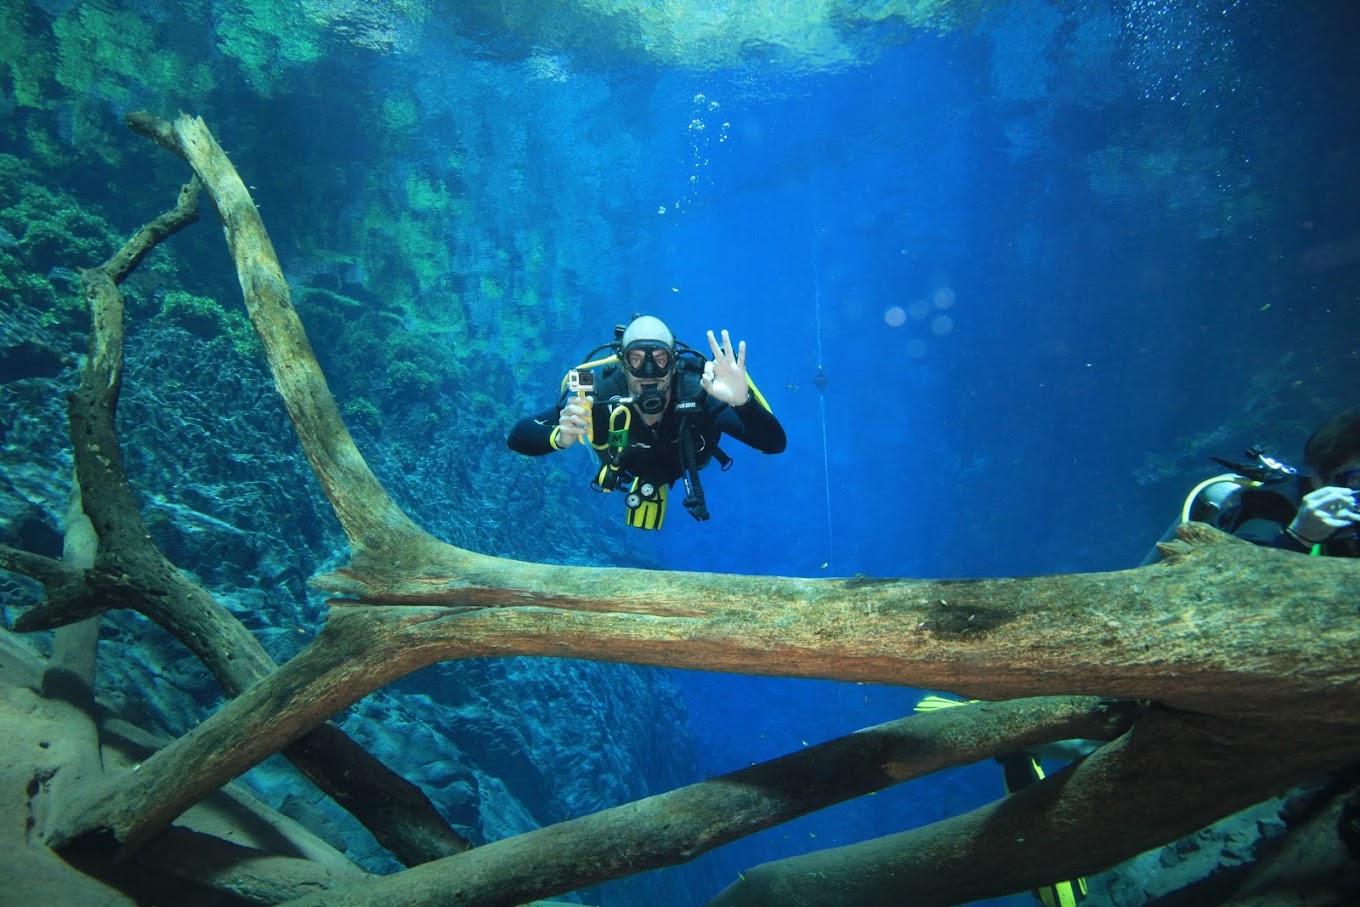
[1138,407,1360,565]
[1163,406,1360,558]
[507,315,786,530]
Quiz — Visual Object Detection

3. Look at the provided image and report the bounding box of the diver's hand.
[1289,485,1360,544]
[554,396,591,449]
[701,329,749,406]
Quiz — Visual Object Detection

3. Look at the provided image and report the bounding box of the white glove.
[554,397,591,449]
[1288,485,1360,544]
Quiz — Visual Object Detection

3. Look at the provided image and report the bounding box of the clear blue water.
[526,1,1360,902]
[7,0,1359,904]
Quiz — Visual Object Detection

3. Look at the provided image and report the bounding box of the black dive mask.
[636,384,667,415]
[621,340,674,379]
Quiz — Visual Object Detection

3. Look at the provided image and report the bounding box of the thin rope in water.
[813,250,834,573]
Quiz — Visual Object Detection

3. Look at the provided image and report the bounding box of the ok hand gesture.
[701,329,750,406]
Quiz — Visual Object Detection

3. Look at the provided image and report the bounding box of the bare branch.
[272,697,1139,907]
[124,111,450,572]
[0,544,80,588]
[708,709,1360,906]
[17,152,470,867]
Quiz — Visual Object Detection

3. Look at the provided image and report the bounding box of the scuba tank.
[1138,445,1298,566]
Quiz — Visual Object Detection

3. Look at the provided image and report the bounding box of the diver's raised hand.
[701,329,749,406]
[1289,485,1360,544]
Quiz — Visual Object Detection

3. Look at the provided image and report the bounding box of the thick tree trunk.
[37,522,1360,873]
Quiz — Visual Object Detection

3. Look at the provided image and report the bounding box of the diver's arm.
[715,398,787,454]
[507,405,563,456]
[508,396,602,455]
[1232,516,1312,553]
[698,329,785,453]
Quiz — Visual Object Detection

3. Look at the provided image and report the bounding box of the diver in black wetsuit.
[507,315,786,530]
[1213,406,1360,557]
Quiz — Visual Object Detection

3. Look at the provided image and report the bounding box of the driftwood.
[4,111,1359,906]
[4,164,468,876]
[275,696,1140,907]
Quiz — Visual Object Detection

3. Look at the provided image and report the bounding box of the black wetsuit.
[506,367,786,491]
[1215,476,1360,557]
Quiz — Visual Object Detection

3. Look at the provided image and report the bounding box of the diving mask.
[622,340,674,379]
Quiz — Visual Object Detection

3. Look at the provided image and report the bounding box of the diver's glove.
[552,397,591,450]
[1287,485,1360,544]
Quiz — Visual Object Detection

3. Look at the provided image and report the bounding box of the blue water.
[518,1,1360,902]
[6,0,1360,904]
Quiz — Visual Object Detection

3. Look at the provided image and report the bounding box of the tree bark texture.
[41,525,1360,868]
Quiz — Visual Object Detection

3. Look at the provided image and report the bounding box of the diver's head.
[1305,406,1360,489]
[620,315,675,413]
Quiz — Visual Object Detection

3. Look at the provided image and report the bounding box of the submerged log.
[275,697,1138,907]
[708,708,1357,906]
[40,522,1360,868]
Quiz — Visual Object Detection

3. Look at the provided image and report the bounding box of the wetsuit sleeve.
[508,397,610,455]
[714,398,787,454]
[1216,486,1312,553]
[1234,515,1313,553]
[507,403,564,456]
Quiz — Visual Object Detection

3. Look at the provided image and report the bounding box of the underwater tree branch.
[15,171,471,868]
[41,524,1360,865]
[34,477,105,839]
[270,697,1138,907]
[0,544,84,595]
[708,707,1359,907]
[124,111,456,576]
